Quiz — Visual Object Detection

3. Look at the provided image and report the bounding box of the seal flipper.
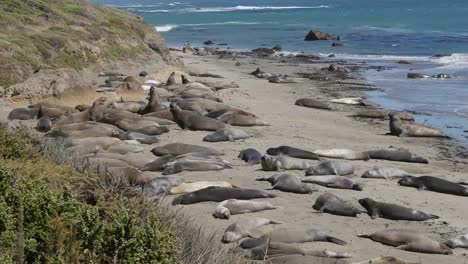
[429,214,440,219]
[326,236,347,246]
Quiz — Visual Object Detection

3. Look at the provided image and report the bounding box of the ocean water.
[94,0,468,145]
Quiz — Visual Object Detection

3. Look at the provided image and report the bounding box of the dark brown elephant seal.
[181,74,190,84]
[144,110,175,121]
[313,193,361,217]
[151,143,223,156]
[53,109,91,126]
[389,113,445,137]
[366,147,428,164]
[170,103,226,131]
[358,229,452,255]
[295,98,331,110]
[398,176,468,196]
[140,86,162,114]
[358,198,439,221]
[166,72,176,86]
[142,154,176,171]
[36,116,52,132]
[7,107,39,120]
[267,146,320,160]
[349,109,414,121]
[172,187,275,205]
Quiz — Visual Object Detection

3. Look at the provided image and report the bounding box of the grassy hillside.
[0,0,175,87]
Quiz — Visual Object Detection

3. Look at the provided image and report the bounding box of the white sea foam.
[430,53,468,70]
[136,5,330,13]
[155,24,178,32]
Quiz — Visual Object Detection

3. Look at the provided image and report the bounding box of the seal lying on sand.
[313,149,369,160]
[329,97,363,105]
[46,122,123,138]
[358,198,439,221]
[389,112,445,137]
[214,199,277,219]
[151,143,223,156]
[312,193,361,217]
[142,176,184,196]
[358,229,452,255]
[36,116,52,132]
[170,103,226,131]
[349,109,414,121]
[261,155,316,171]
[306,160,354,176]
[268,255,350,264]
[302,176,363,191]
[248,227,347,245]
[142,155,176,171]
[267,146,320,160]
[203,127,251,142]
[169,181,233,194]
[362,167,409,179]
[222,218,281,243]
[445,234,468,249]
[366,147,428,164]
[256,173,314,194]
[398,176,468,196]
[238,148,262,164]
[115,131,159,144]
[172,187,275,205]
[8,107,39,120]
[162,155,232,175]
[353,256,419,264]
[295,98,331,110]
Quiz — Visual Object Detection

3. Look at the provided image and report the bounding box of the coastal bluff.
[0,0,180,99]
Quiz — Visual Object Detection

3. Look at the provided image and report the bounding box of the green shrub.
[0,123,33,159]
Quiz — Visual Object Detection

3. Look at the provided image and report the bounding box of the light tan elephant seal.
[389,112,445,137]
[170,103,226,131]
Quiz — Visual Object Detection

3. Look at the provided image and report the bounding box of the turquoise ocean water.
[95,0,468,145]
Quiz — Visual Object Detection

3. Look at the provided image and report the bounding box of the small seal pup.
[366,147,428,164]
[362,167,409,179]
[238,148,262,164]
[261,155,316,171]
[358,229,452,255]
[295,98,331,110]
[389,112,446,137]
[353,256,418,264]
[213,199,277,219]
[169,181,233,194]
[313,193,361,217]
[203,127,251,142]
[222,218,281,243]
[313,149,370,160]
[172,187,275,205]
[267,145,320,160]
[250,227,347,245]
[445,234,468,248]
[302,176,363,191]
[36,116,52,132]
[142,176,184,196]
[256,173,314,194]
[358,198,439,221]
[151,143,223,156]
[398,176,468,196]
[306,160,354,176]
[170,103,226,131]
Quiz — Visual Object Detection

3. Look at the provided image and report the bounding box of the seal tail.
[357,233,370,239]
[269,220,282,224]
[430,214,440,219]
[327,236,347,246]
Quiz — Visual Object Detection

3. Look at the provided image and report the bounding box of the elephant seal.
[216,111,269,126]
[354,256,418,264]
[142,155,176,171]
[445,234,468,249]
[329,97,363,105]
[302,176,363,191]
[143,176,184,196]
[8,107,39,120]
[261,155,316,171]
[256,173,314,194]
[389,113,445,137]
[126,125,169,136]
[151,143,223,156]
[358,229,452,255]
[170,103,226,131]
[349,109,414,121]
[313,149,369,160]
[222,218,281,243]
[313,193,361,217]
[398,176,468,196]
[169,181,233,194]
[36,116,52,132]
[203,127,251,142]
[162,158,231,175]
[46,122,123,138]
[268,75,296,83]
[166,72,176,86]
[106,143,145,155]
[141,86,162,114]
[358,198,439,221]
[172,187,275,205]
[254,227,347,245]
[407,73,430,79]
[238,148,262,164]
[214,199,277,219]
[115,131,159,144]
[362,167,409,179]
[366,148,428,164]
[306,160,354,176]
[181,74,190,84]
[267,146,320,160]
[295,98,331,110]
[269,255,350,264]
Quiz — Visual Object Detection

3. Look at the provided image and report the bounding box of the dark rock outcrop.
[304,30,336,41]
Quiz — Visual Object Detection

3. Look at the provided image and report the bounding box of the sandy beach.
[162,51,468,263]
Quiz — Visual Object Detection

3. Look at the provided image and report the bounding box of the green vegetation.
[0,0,172,88]
[0,124,180,263]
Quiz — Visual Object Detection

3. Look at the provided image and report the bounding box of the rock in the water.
[304,30,335,41]
[204,40,214,45]
[407,73,430,79]
[252,47,275,55]
[272,45,282,52]
[331,42,344,47]
[398,60,411,64]
[328,54,336,58]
